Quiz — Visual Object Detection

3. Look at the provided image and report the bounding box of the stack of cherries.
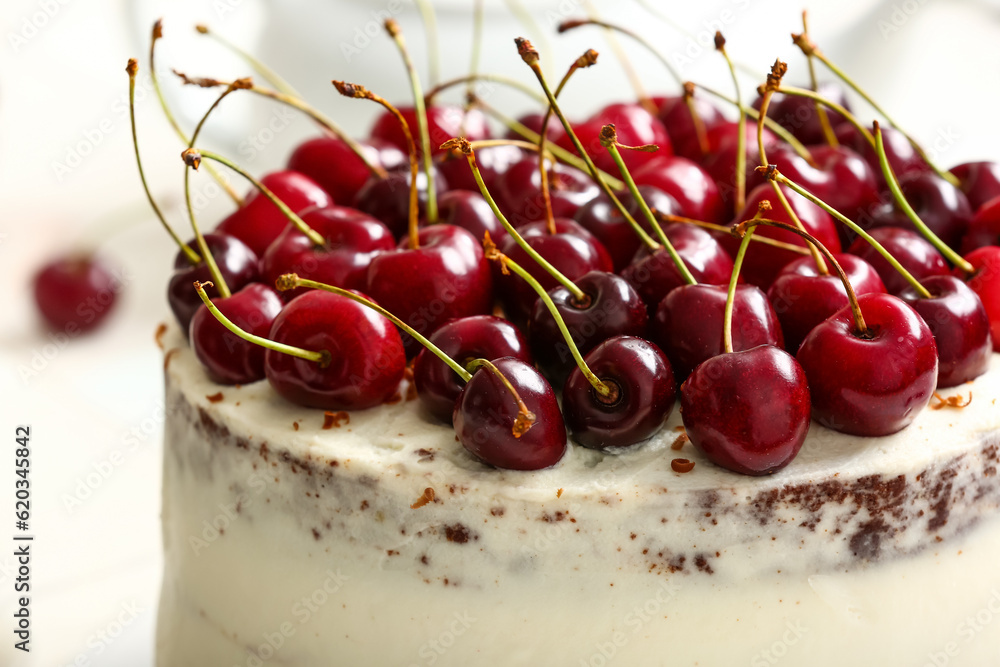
[130,15,998,477]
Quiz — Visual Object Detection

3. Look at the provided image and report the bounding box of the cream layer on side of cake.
[157,324,1000,667]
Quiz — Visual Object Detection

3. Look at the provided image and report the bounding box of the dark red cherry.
[752,82,851,145]
[950,161,1000,211]
[437,144,524,194]
[214,170,331,256]
[260,206,395,301]
[796,293,938,436]
[681,345,811,476]
[699,122,778,207]
[453,356,566,471]
[622,224,735,310]
[437,189,510,248]
[767,253,886,353]
[657,94,725,161]
[352,164,449,240]
[631,154,727,224]
[189,283,282,385]
[33,255,121,333]
[264,289,405,410]
[961,195,1000,254]
[366,224,493,356]
[573,185,679,271]
[493,159,599,227]
[168,233,260,334]
[413,315,532,423]
[529,271,649,380]
[498,218,613,321]
[866,172,971,250]
[562,335,676,450]
[956,246,1000,350]
[898,275,992,388]
[504,112,563,143]
[287,136,405,204]
[836,123,929,187]
[557,102,672,175]
[653,283,784,381]
[847,227,949,296]
[370,104,491,157]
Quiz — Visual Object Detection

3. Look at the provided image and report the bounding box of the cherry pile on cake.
[139,11,1000,667]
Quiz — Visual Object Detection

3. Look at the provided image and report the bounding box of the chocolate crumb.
[154,323,168,349]
[444,523,476,544]
[411,487,435,509]
[490,507,505,517]
[163,348,179,370]
[323,411,350,429]
[672,458,696,473]
[671,433,689,451]
[311,528,321,540]
[292,422,300,431]
[206,392,224,403]
[360,500,369,511]
[557,488,564,498]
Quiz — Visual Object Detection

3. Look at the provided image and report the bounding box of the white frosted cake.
[157,324,1000,666]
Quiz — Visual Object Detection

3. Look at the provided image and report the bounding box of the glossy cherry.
[214,170,332,256]
[370,104,491,157]
[681,344,811,475]
[264,289,406,410]
[653,283,784,381]
[752,81,851,145]
[437,144,524,194]
[950,161,1000,211]
[796,293,938,436]
[168,233,260,333]
[33,255,121,333]
[961,196,1000,253]
[573,185,679,271]
[557,102,672,175]
[504,112,564,143]
[562,335,675,450]
[413,315,532,423]
[453,356,566,470]
[189,283,283,384]
[699,122,778,207]
[866,171,972,250]
[631,154,727,224]
[836,123,928,187]
[437,189,510,248]
[656,93,725,161]
[898,275,992,387]
[352,164,449,240]
[846,227,948,296]
[493,158,599,227]
[956,246,1000,350]
[287,136,405,204]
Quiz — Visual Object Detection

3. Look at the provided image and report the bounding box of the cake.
[157,324,1000,666]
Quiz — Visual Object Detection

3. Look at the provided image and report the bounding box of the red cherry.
[846,227,948,296]
[34,255,121,333]
[264,290,406,410]
[656,94,725,161]
[699,122,778,207]
[493,158,599,227]
[956,246,1000,350]
[631,154,727,224]
[214,170,331,256]
[573,185,679,271]
[796,293,938,436]
[437,190,510,249]
[752,82,852,145]
[370,104,491,157]
[557,102,672,175]
[352,164,449,240]
[961,195,1000,254]
[504,112,563,143]
[836,123,929,187]
[950,161,1000,211]
[437,144,524,194]
[287,136,405,204]
[866,172,971,250]
[681,345,811,475]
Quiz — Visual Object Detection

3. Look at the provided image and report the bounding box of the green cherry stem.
[722,222,756,354]
[126,58,199,265]
[557,17,682,87]
[276,274,472,382]
[599,125,696,284]
[775,85,874,150]
[424,73,548,106]
[385,19,437,224]
[799,11,838,148]
[466,0,484,104]
[873,121,975,274]
[444,138,587,302]
[714,31,746,213]
[656,212,811,255]
[193,280,330,365]
[579,0,656,115]
[483,241,612,398]
[182,148,326,248]
[194,23,299,97]
[412,0,440,87]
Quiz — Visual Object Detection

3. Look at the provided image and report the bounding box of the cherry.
[437,144,524,194]
[504,112,564,143]
[752,81,851,145]
[622,224,735,309]
[214,170,331,256]
[493,158,599,227]
[682,344,811,475]
[366,224,493,356]
[287,136,405,204]
[698,121,778,207]
[33,255,121,333]
[529,270,649,380]
[956,246,1000,350]
[961,195,1000,253]
[951,161,1000,211]
[657,93,725,161]
[413,315,532,423]
[168,233,259,333]
[562,335,676,450]
[265,289,406,410]
[631,154,726,224]
[846,227,949,296]
[797,293,938,436]
[437,189,510,248]
[573,185,679,271]
[453,356,566,470]
[370,104,491,157]
[836,123,928,186]
[653,283,784,381]
[866,171,972,250]
[260,205,395,301]
[898,275,992,388]
[189,283,283,384]
[767,253,886,353]
[556,102,672,175]
[352,164,449,240]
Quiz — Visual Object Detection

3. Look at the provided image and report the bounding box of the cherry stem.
[714,32,746,213]
[150,20,243,206]
[467,0,484,104]
[466,138,557,161]
[600,124,696,284]
[465,358,537,437]
[126,59,200,265]
[539,49,599,233]
[767,168,933,299]
[739,218,868,336]
[333,80,421,249]
[425,74,547,106]
[723,223,756,354]
[579,0,656,115]
[873,121,975,274]
[681,82,711,157]
[412,0,440,87]
[557,17,682,87]
[276,274,472,383]
[194,23,299,97]
[183,148,326,248]
[791,32,960,188]
[775,85,874,150]
[475,98,625,190]
[800,11,839,148]
[193,280,330,366]
[657,212,811,255]
[516,38,658,253]
[483,241,611,398]
[504,0,555,79]
[445,139,587,302]
[385,19,437,225]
